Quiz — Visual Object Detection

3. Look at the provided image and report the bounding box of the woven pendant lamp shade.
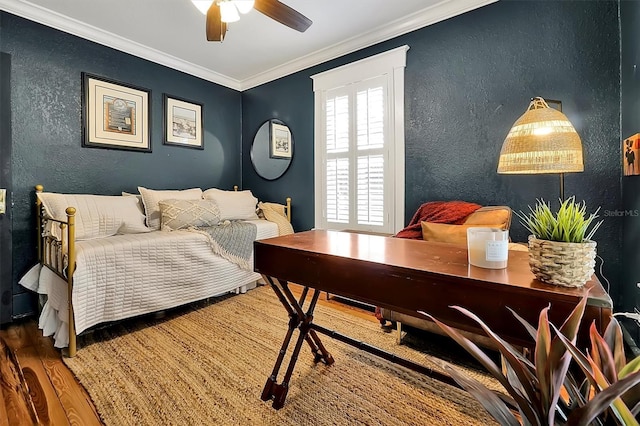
[497,97,584,174]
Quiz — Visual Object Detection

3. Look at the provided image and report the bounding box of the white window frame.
[311,45,408,234]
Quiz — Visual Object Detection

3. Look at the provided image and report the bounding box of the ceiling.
[0,0,495,91]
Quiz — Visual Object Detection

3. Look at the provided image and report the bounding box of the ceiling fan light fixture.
[191,0,214,15]
[201,0,312,42]
[220,1,240,23]
[234,0,254,14]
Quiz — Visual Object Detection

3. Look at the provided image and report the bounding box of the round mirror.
[250,119,294,180]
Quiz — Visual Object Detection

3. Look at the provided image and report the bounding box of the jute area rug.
[63,286,502,425]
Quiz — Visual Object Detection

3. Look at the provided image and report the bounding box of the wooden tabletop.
[255,229,611,307]
[255,230,612,349]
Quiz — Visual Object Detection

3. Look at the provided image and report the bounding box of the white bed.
[21,220,278,348]
[19,185,293,354]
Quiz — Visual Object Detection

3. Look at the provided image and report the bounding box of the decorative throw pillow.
[258,201,294,236]
[202,188,259,221]
[138,187,203,231]
[37,192,149,240]
[159,199,221,230]
[122,192,146,215]
[421,222,507,245]
[463,206,512,230]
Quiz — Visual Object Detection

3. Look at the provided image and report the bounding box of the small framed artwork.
[82,73,151,152]
[623,133,640,176]
[270,121,292,159]
[163,94,204,149]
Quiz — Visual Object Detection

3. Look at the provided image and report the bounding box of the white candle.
[467,227,509,269]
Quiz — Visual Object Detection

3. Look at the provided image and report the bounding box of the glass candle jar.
[467,227,509,269]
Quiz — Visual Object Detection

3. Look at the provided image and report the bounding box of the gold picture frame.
[270,121,292,159]
[82,73,151,152]
[163,94,204,149]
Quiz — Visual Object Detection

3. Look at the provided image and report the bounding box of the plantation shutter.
[312,45,407,235]
[325,91,350,223]
[323,76,388,231]
[356,83,385,226]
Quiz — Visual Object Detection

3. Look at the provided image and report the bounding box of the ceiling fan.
[191,0,313,42]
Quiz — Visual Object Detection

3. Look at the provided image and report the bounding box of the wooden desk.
[254,230,613,408]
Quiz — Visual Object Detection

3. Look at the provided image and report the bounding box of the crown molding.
[0,0,242,90]
[0,0,495,92]
[239,0,497,90]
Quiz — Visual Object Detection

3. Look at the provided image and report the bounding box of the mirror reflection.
[250,119,294,180]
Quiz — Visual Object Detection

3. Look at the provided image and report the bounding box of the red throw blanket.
[394,200,482,240]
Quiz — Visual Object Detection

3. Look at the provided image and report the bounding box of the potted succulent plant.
[515,197,603,288]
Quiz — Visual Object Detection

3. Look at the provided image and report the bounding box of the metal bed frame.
[34,184,291,357]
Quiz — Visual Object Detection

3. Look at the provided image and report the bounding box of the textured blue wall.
[2,13,243,318]
[242,1,624,307]
[241,75,314,232]
[622,0,640,316]
[0,52,11,323]
[1,1,626,319]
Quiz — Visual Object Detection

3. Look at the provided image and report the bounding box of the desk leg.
[261,275,334,409]
[278,279,334,366]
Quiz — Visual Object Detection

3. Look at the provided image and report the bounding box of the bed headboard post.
[66,206,77,358]
[35,185,43,263]
[286,197,291,223]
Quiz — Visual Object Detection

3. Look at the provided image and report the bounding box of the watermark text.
[603,209,640,217]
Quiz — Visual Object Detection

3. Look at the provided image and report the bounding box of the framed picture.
[163,94,204,149]
[270,121,292,159]
[82,73,151,152]
[623,133,640,176]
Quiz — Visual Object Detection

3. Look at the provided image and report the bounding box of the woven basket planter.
[527,235,596,288]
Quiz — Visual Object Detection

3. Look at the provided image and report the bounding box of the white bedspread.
[20,219,278,348]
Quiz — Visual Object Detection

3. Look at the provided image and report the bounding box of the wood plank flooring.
[0,320,101,425]
[0,286,377,425]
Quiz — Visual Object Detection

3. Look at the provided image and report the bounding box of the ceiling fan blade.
[254,0,312,32]
[206,3,228,42]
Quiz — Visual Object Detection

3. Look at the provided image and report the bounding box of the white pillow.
[202,188,259,221]
[138,187,203,230]
[37,193,150,240]
[122,192,145,215]
[159,199,221,230]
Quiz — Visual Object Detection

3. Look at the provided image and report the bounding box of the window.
[312,46,408,234]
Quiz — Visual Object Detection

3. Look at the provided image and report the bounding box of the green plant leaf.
[544,296,587,424]
[602,317,626,374]
[502,310,542,375]
[553,324,598,386]
[567,371,640,426]
[620,356,640,379]
[535,306,552,415]
[448,306,543,420]
[589,322,618,384]
[418,310,541,424]
[562,373,589,410]
[553,325,637,424]
[517,197,603,243]
[618,356,640,411]
[443,364,521,426]
[589,320,640,413]
[507,307,538,342]
[555,295,587,344]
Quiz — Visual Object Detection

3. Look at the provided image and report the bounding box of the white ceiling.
[0,0,495,91]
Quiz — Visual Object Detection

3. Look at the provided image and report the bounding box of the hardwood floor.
[0,286,377,425]
[0,320,102,425]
